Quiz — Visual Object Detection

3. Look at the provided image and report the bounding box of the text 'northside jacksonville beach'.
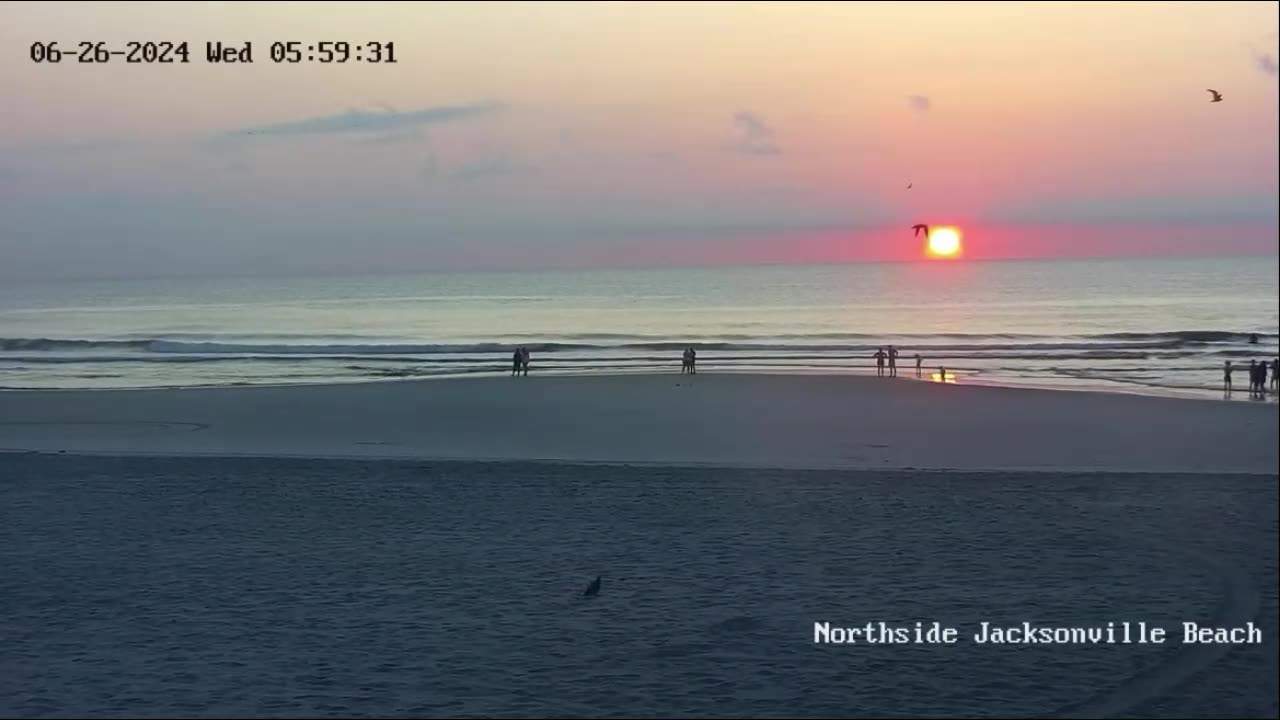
[813,621,1264,646]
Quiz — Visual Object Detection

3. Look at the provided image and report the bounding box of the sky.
[1,0,1277,279]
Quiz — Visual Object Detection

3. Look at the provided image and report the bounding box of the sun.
[927,227,962,258]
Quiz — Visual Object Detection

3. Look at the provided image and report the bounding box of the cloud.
[449,154,537,181]
[984,192,1280,224]
[353,128,428,146]
[1255,51,1278,77]
[222,101,504,138]
[420,154,440,182]
[907,95,932,113]
[729,111,781,155]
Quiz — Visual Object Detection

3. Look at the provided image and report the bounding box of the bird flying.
[1207,89,1223,102]
[912,224,930,238]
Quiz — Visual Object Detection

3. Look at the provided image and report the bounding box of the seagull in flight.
[1207,89,1223,103]
[912,224,930,238]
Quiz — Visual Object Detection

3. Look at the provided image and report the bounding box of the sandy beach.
[2,376,1277,718]
[1,374,1277,473]
[2,455,1276,718]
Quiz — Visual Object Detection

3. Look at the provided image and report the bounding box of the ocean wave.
[1,330,1273,357]
[1093,330,1271,343]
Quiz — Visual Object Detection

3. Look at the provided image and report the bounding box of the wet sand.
[1,373,1276,473]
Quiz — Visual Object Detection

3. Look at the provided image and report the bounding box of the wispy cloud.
[1255,51,1278,77]
[352,128,428,146]
[907,95,932,113]
[729,111,781,155]
[223,101,504,138]
[449,154,537,181]
[420,154,440,182]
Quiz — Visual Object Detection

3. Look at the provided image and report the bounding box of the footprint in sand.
[1045,539,1259,719]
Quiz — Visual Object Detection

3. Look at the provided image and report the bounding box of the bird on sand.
[1207,89,1223,103]
[583,575,601,597]
[912,224,930,238]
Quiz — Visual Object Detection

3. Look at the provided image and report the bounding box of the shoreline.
[3,365,1273,404]
[2,372,1275,474]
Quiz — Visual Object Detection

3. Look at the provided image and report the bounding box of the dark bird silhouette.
[907,182,913,189]
[583,575,601,597]
[912,224,930,238]
[1207,89,1223,103]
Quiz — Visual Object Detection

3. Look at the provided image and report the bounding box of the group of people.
[873,345,925,378]
[681,347,698,374]
[510,347,531,377]
[1224,358,1278,398]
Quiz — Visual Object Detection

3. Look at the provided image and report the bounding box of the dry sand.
[1,373,1275,473]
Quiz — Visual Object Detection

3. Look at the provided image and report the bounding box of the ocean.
[1,256,1277,398]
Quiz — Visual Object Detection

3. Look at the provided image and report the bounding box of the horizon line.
[5,249,1278,285]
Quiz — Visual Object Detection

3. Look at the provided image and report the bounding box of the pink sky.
[0,1,1276,278]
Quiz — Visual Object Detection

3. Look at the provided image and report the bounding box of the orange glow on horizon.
[926,227,963,259]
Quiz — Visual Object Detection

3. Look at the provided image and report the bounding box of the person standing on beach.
[914,353,922,378]
[689,347,697,374]
[1271,358,1278,392]
[1248,360,1258,396]
[1223,360,1233,393]
[681,348,691,374]
[874,348,886,377]
[521,347,530,377]
[512,348,523,377]
[888,345,899,377]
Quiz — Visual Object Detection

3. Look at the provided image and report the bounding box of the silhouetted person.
[888,345,899,378]
[874,347,886,377]
[915,353,923,378]
[689,347,697,374]
[938,367,947,383]
[681,348,691,374]
[1272,359,1279,392]
[511,348,522,377]
[521,347,530,377]
[1223,360,1233,393]
[1248,360,1258,396]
